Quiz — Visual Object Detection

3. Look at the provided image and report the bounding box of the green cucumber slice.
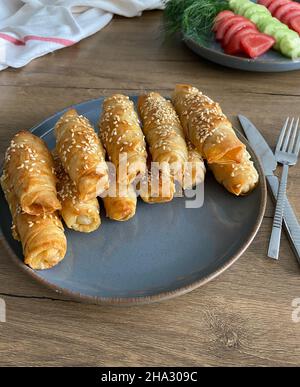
[244,6,270,20]
[237,2,254,15]
[261,18,287,33]
[273,28,297,49]
[229,0,245,12]
[291,48,300,60]
[255,15,273,30]
[248,13,268,24]
[264,24,282,37]
[280,36,300,58]
[228,0,241,12]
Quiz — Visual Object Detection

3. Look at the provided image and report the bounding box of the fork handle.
[267,175,300,264]
[268,164,289,260]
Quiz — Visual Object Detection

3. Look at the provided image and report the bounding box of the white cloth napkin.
[0,0,166,71]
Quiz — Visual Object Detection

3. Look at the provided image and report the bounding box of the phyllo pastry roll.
[209,150,259,196]
[54,155,101,233]
[140,168,175,204]
[137,92,188,176]
[99,94,147,184]
[171,84,245,165]
[181,141,206,189]
[1,174,67,270]
[2,131,61,216]
[55,109,109,201]
[102,182,137,222]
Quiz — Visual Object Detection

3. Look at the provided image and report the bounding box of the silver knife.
[238,115,300,263]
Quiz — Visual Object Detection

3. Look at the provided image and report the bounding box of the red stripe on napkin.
[0,33,75,46]
[0,33,25,45]
[24,35,74,46]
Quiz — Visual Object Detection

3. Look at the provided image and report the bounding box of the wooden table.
[0,11,300,367]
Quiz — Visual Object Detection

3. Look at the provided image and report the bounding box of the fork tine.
[294,120,300,156]
[276,117,289,153]
[282,117,294,152]
[288,117,299,153]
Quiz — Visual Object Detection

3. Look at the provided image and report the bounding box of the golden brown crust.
[99,95,147,184]
[138,92,188,176]
[140,168,175,204]
[55,109,109,201]
[54,154,101,233]
[102,182,137,221]
[171,84,245,164]
[1,174,67,270]
[180,141,206,189]
[210,150,259,196]
[2,131,61,216]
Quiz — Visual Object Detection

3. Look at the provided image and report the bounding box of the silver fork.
[268,117,300,260]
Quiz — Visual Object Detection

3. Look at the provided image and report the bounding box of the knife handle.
[267,175,300,264]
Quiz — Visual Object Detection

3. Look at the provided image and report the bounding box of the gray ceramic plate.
[184,0,300,72]
[0,97,267,305]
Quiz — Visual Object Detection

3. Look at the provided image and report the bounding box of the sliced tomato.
[290,14,300,33]
[269,0,291,14]
[224,27,257,55]
[240,33,276,58]
[274,2,300,20]
[216,16,246,41]
[282,9,300,25]
[222,20,257,47]
[213,10,235,31]
[257,0,274,7]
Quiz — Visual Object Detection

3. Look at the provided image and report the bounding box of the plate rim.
[0,97,267,305]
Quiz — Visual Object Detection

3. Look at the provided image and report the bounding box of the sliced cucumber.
[255,15,273,30]
[291,48,300,60]
[248,13,267,24]
[228,0,245,13]
[244,6,270,20]
[228,0,241,12]
[263,23,283,37]
[278,29,298,41]
[261,18,286,33]
[273,28,296,49]
[280,36,300,58]
[237,2,254,15]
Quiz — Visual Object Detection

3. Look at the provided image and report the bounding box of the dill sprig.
[164,0,230,46]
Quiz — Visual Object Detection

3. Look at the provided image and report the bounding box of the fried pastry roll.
[209,150,259,196]
[140,168,175,204]
[181,141,206,189]
[102,182,137,222]
[55,109,109,201]
[1,174,67,270]
[2,131,61,215]
[171,84,245,164]
[137,92,188,176]
[54,155,101,233]
[99,94,147,184]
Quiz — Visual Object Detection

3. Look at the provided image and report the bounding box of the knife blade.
[238,115,300,263]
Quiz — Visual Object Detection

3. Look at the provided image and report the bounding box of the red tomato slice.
[216,16,245,41]
[257,0,274,7]
[274,2,300,20]
[290,14,300,33]
[282,9,300,25]
[224,27,257,55]
[222,20,257,47]
[213,10,235,31]
[240,33,276,58]
[269,0,291,14]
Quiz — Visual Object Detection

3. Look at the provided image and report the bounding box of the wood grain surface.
[0,12,300,367]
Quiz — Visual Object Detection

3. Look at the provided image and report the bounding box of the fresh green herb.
[164,0,230,46]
